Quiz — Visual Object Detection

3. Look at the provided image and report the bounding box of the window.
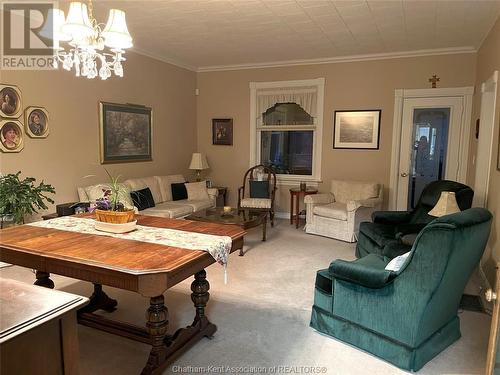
[249,79,325,184]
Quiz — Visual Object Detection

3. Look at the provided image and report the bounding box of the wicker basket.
[95,209,135,224]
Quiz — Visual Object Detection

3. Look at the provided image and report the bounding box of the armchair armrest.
[304,193,334,205]
[329,254,394,289]
[372,210,412,224]
[346,196,383,212]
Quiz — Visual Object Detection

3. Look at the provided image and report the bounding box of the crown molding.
[196,46,476,73]
[131,47,198,72]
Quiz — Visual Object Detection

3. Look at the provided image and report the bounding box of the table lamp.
[428,191,460,217]
[189,153,209,181]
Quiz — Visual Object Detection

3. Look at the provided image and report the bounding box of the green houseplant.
[91,169,135,224]
[0,172,55,225]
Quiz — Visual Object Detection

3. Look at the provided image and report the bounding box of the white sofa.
[77,174,217,219]
[304,180,383,242]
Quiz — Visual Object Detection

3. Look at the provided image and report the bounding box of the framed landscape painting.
[99,102,152,164]
[333,110,381,149]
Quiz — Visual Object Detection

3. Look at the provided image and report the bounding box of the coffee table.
[187,207,267,254]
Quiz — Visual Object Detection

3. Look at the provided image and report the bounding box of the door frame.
[389,87,474,210]
[473,70,498,207]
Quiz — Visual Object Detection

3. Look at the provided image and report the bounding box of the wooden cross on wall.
[429,74,440,88]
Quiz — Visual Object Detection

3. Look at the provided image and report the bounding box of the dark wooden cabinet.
[0,279,88,375]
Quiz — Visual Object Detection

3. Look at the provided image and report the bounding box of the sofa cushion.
[171,183,188,201]
[331,180,379,203]
[175,199,213,211]
[359,222,397,248]
[130,187,155,211]
[84,183,134,209]
[313,202,348,221]
[141,201,193,218]
[123,177,163,204]
[155,175,185,202]
[185,181,210,201]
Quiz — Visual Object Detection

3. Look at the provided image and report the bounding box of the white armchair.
[305,180,383,242]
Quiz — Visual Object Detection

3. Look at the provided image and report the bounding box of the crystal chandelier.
[40,1,133,80]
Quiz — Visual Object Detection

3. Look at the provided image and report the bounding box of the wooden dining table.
[0,214,245,375]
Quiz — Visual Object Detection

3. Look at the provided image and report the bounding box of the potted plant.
[92,170,134,224]
[0,172,55,227]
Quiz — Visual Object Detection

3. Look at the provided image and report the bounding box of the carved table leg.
[191,270,210,325]
[34,271,54,289]
[79,284,118,313]
[141,295,168,375]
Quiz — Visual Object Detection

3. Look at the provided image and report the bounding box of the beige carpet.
[0,219,491,374]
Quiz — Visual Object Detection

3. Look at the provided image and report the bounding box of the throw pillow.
[249,180,269,198]
[130,188,155,211]
[385,251,411,272]
[185,181,210,201]
[171,182,188,201]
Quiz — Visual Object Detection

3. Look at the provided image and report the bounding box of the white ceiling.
[91,0,500,71]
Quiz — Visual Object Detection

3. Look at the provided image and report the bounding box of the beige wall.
[196,54,476,212]
[470,17,500,286]
[0,51,197,216]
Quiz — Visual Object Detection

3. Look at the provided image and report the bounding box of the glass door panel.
[407,108,450,208]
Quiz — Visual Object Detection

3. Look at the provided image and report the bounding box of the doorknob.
[400,172,408,177]
[485,289,497,302]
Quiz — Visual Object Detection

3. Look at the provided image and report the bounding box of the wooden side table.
[290,188,318,229]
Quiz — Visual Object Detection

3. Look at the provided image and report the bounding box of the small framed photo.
[333,110,381,149]
[212,118,233,145]
[25,106,49,138]
[99,102,152,164]
[0,120,24,152]
[0,84,22,118]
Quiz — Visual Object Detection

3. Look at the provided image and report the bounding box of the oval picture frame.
[0,84,22,118]
[0,120,24,153]
[25,106,49,138]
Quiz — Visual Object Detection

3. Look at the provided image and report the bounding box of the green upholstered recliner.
[356,180,474,259]
[310,208,492,372]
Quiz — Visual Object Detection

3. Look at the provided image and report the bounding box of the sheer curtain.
[257,87,317,118]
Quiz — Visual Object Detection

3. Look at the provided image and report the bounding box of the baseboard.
[275,211,290,219]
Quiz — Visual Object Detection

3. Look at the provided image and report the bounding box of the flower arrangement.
[89,169,134,224]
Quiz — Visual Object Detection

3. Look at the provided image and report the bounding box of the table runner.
[28,217,232,281]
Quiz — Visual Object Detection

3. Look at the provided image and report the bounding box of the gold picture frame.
[25,106,49,138]
[0,84,22,118]
[99,102,153,164]
[0,120,24,153]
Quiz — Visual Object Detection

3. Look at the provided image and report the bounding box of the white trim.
[389,87,474,209]
[249,78,324,183]
[197,46,476,72]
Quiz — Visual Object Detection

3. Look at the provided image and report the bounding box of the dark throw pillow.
[171,182,188,201]
[130,187,155,211]
[249,180,270,198]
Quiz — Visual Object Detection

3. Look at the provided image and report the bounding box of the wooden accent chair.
[238,165,277,227]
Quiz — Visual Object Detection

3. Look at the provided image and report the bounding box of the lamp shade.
[39,8,71,42]
[189,153,209,170]
[428,191,460,217]
[102,9,133,49]
[61,2,94,40]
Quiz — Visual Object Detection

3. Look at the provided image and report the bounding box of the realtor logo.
[1,1,56,70]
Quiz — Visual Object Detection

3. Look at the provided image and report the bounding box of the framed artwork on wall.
[0,84,22,118]
[212,118,233,145]
[99,102,152,164]
[333,110,381,150]
[0,120,24,153]
[25,106,49,138]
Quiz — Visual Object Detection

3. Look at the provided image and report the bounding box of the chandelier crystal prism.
[40,1,133,80]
